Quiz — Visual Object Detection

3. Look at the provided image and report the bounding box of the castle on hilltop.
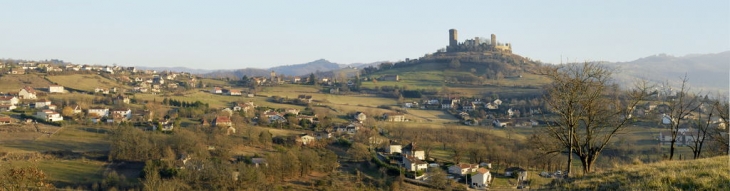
[445,29,512,53]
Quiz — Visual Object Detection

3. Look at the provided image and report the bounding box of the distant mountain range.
[134,51,728,95]
[604,51,729,95]
[135,59,382,78]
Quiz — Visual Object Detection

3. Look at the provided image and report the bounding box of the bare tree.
[539,62,646,175]
[663,76,702,160]
[710,98,730,155]
[687,100,712,159]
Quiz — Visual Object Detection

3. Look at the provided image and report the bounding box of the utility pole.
[566,127,572,178]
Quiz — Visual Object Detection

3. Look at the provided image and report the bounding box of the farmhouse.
[0,96,19,106]
[214,116,232,127]
[448,163,479,175]
[211,87,223,94]
[296,134,316,146]
[383,112,406,122]
[9,68,26,75]
[88,107,110,118]
[18,86,37,99]
[402,155,427,172]
[402,142,425,160]
[384,141,402,154]
[297,95,313,103]
[36,110,63,122]
[0,117,13,124]
[353,112,367,122]
[49,85,64,93]
[110,108,133,120]
[33,99,52,109]
[0,105,17,112]
[471,168,493,188]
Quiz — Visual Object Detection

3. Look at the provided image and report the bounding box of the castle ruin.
[446,29,512,53]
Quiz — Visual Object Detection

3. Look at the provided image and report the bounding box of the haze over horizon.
[1,1,728,70]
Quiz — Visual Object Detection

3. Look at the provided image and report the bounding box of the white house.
[297,134,316,145]
[402,156,428,172]
[383,112,406,122]
[0,96,19,106]
[49,85,64,93]
[211,87,223,94]
[0,105,17,112]
[36,110,63,122]
[402,142,425,160]
[111,108,132,120]
[34,99,52,109]
[385,144,402,154]
[493,99,502,105]
[352,112,367,122]
[18,86,37,99]
[88,107,109,118]
[470,168,493,188]
[448,163,479,175]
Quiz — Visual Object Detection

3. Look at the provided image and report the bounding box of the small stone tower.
[449,29,458,49]
[491,34,497,47]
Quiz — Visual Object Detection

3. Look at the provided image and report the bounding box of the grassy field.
[1,125,110,152]
[553,155,730,190]
[133,90,305,109]
[199,78,229,87]
[0,159,108,188]
[47,74,129,92]
[359,62,548,97]
[0,74,54,92]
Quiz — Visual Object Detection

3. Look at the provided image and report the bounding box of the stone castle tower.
[445,29,511,53]
[449,29,458,48]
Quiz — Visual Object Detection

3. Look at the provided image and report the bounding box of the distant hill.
[133,66,215,74]
[195,59,377,79]
[201,68,270,79]
[605,51,729,95]
[270,59,340,76]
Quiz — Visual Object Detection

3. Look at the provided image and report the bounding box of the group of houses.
[210,87,254,97]
[0,85,137,124]
[381,141,495,188]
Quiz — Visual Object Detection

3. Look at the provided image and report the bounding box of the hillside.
[0,74,54,93]
[359,50,549,97]
[606,51,730,95]
[553,156,730,190]
[46,74,130,92]
[202,68,270,79]
[270,59,340,76]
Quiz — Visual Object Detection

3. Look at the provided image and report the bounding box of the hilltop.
[605,51,730,95]
[552,156,730,190]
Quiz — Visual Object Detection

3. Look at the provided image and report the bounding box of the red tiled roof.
[215,116,231,123]
[477,167,489,174]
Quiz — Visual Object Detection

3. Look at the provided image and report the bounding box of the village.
[1,59,727,190]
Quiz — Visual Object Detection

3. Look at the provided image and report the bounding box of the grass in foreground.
[552,155,730,190]
[0,159,107,188]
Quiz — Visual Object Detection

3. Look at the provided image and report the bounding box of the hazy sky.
[1,1,728,69]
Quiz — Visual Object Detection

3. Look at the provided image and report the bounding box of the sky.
[1,1,728,70]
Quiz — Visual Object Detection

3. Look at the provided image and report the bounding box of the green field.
[360,62,548,97]
[47,74,129,92]
[0,74,54,92]
[1,125,110,152]
[0,159,108,188]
